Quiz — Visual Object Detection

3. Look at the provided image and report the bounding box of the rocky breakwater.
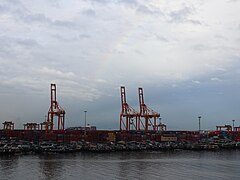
[1,139,240,155]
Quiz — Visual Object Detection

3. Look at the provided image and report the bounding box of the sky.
[0,0,240,130]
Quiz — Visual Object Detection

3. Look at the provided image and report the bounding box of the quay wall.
[1,129,240,143]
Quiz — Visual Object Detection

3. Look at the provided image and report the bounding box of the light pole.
[198,116,201,133]
[159,117,162,124]
[232,120,235,131]
[84,111,87,136]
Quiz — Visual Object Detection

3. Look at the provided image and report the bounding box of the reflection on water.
[1,150,240,180]
[39,154,64,180]
[0,155,19,179]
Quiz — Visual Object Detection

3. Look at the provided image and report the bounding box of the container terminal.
[1,84,240,154]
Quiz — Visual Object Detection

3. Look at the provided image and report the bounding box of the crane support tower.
[46,84,65,131]
[3,121,14,130]
[138,87,160,131]
[216,125,232,132]
[120,86,140,131]
[24,123,40,131]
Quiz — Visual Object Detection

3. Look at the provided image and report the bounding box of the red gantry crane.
[46,84,65,131]
[3,121,14,130]
[216,125,232,132]
[120,86,140,131]
[24,122,40,131]
[138,87,161,131]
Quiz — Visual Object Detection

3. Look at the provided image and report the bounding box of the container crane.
[46,84,65,131]
[3,121,14,130]
[138,87,160,131]
[120,86,140,131]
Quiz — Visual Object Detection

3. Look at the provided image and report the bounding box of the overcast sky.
[0,0,240,130]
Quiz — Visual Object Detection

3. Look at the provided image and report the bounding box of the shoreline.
[1,140,240,155]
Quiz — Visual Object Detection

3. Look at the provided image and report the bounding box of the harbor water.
[1,150,240,180]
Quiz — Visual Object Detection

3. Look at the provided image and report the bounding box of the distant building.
[66,125,96,131]
[161,135,177,142]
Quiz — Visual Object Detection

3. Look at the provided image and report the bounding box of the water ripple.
[1,151,240,180]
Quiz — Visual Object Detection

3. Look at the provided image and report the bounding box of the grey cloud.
[0,1,75,29]
[137,5,159,15]
[0,77,43,94]
[51,34,79,42]
[0,38,12,56]
[192,80,201,84]
[51,33,91,43]
[95,79,107,83]
[82,9,96,17]
[168,5,201,24]
[4,0,24,6]
[155,35,169,42]
[0,36,40,59]
[0,36,40,48]
[20,13,76,28]
[0,0,239,130]
[124,1,163,17]
[39,67,75,80]
[187,19,202,25]
[48,0,61,7]
[192,44,237,52]
[0,0,29,17]
[79,34,91,39]
[88,0,138,6]
[214,35,227,40]
[228,0,240,2]
[192,44,208,51]
[118,0,163,16]
[0,64,102,101]
[15,38,40,47]
[52,20,76,27]
[169,6,192,22]
[211,77,221,82]
[0,4,8,13]
[117,0,138,7]
[22,13,50,23]
[1,0,26,10]
[135,50,144,55]
[87,0,162,16]
[85,0,109,4]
